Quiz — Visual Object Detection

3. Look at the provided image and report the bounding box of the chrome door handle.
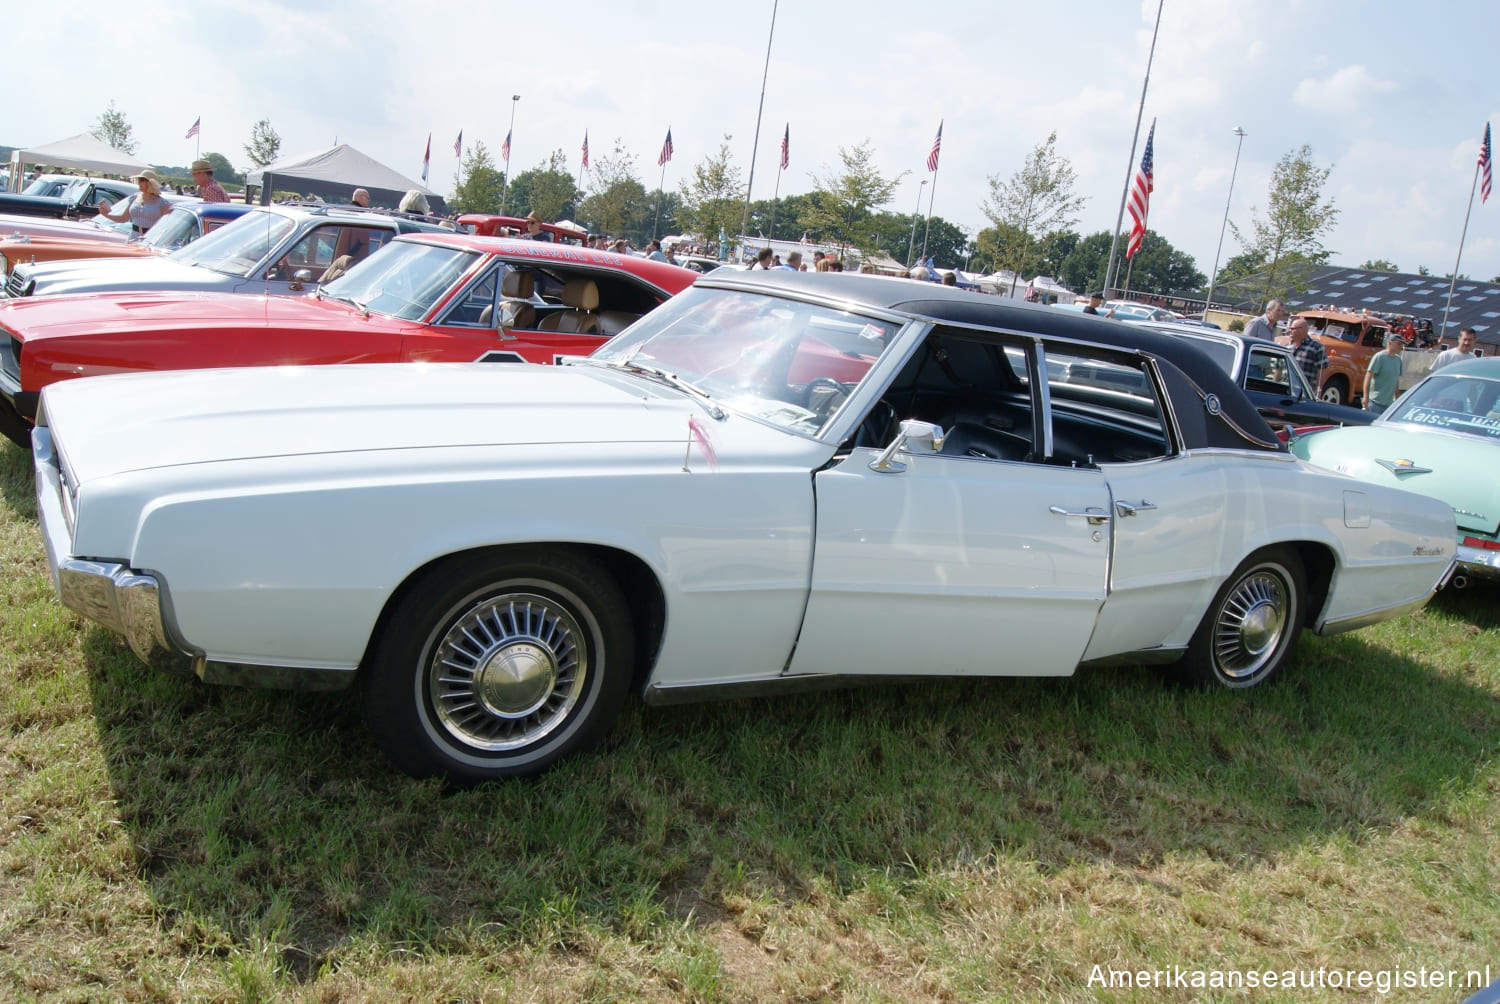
[1049,505,1112,526]
[1114,499,1158,517]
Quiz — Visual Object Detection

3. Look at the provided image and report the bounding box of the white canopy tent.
[6,133,153,191]
[245,144,441,212]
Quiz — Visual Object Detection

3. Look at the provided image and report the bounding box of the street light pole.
[906,180,928,268]
[1203,126,1246,319]
[500,94,519,213]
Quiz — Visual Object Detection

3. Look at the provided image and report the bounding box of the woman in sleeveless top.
[98,168,173,235]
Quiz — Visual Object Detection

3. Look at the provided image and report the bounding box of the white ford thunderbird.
[32,272,1458,782]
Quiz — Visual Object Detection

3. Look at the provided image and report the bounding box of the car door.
[787,328,1110,678]
[404,261,621,364]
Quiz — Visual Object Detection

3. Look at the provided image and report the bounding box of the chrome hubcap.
[1213,570,1288,680]
[428,592,588,751]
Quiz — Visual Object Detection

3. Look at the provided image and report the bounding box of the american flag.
[501,129,512,164]
[1126,121,1155,259]
[658,128,674,167]
[1480,122,1493,204]
[926,121,942,172]
[421,133,430,184]
[184,117,200,140]
[453,130,463,157]
[581,130,589,169]
[780,124,789,171]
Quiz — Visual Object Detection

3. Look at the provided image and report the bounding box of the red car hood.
[0,214,131,243]
[0,290,375,343]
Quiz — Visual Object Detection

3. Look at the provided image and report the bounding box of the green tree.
[1417,265,1431,276]
[243,119,282,169]
[1037,230,1080,280]
[90,101,136,154]
[1117,231,1207,294]
[1228,144,1339,308]
[747,192,816,242]
[1056,231,1115,295]
[580,139,646,239]
[981,132,1086,281]
[677,137,744,249]
[449,140,505,215]
[802,141,905,255]
[202,152,238,185]
[506,150,580,222]
[1361,258,1399,272]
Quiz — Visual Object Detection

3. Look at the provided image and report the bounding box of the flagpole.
[740,0,779,242]
[1104,0,1164,298]
[921,167,939,262]
[769,162,782,240]
[1440,161,1482,340]
[653,157,667,241]
[500,95,519,213]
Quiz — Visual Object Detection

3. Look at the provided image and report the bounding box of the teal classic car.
[1290,356,1500,588]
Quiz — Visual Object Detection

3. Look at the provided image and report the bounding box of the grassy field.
[2,435,1497,1003]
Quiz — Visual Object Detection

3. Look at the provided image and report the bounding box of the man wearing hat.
[190,159,229,203]
[523,211,553,242]
[1084,291,1106,316]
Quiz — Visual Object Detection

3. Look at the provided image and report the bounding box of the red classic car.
[457,214,587,243]
[0,234,697,446]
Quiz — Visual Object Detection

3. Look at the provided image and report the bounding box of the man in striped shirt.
[1283,316,1327,391]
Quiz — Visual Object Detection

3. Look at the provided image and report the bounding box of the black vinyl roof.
[702,271,1282,453]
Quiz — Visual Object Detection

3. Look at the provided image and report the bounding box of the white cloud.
[1292,65,1399,115]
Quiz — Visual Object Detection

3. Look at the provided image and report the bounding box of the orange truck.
[1298,307,1395,407]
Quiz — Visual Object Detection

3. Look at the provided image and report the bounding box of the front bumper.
[33,426,195,676]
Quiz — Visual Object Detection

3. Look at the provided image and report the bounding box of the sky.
[9,0,1499,284]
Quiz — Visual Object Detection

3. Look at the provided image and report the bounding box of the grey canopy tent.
[6,133,153,191]
[244,144,443,213]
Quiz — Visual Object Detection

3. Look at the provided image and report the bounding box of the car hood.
[41,362,824,483]
[1,234,151,264]
[0,214,129,242]
[0,290,355,342]
[19,255,234,295]
[1292,423,1500,537]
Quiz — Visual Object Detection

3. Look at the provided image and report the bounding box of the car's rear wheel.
[362,549,634,783]
[1319,376,1348,406]
[1180,547,1305,689]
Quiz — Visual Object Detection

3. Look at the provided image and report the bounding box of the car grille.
[4,268,34,297]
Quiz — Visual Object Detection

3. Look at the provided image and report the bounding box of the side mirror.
[869,419,945,474]
[289,268,313,291]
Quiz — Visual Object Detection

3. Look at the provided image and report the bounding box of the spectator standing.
[1429,327,1479,372]
[523,211,553,242]
[1083,291,1105,316]
[190,159,229,203]
[1363,334,1405,414]
[751,247,774,269]
[1283,316,1328,390]
[941,271,957,286]
[1244,300,1287,342]
[98,169,172,234]
[776,250,802,271]
[351,188,371,207]
[645,239,667,261]
[398,189,430,214]
[664,244,679,266]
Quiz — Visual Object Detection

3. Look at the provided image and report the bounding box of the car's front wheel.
[362,549,634,782]
[1180,547,1305,689]
[1319,376,1348,406]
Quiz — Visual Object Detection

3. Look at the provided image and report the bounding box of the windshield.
[140,209,200,250]
[169,208,295,276]
[589,286,898,436]
[320,240,478,320]
[1383,372,1500,441]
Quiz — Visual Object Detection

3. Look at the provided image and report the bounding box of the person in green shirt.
[1363,334,1405,415]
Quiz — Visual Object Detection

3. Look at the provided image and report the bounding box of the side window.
[1361,326,1386,348]
[1246,347,1292,394]
[440,266,500,328]
[274,225,382,281]
[1041,345,1171,465]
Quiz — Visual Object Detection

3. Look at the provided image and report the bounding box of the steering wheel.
[803,376,851,416]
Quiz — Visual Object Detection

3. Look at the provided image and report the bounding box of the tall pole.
[1440,160,1484,340]
[741,0,779,242]
[653,155,668,242]
[906,180,928,267]
[769,160,783,240]
[921,169,939,264]
[1203,126,1246,317]
[1104,0,1165,297]
[500,94,519,213]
